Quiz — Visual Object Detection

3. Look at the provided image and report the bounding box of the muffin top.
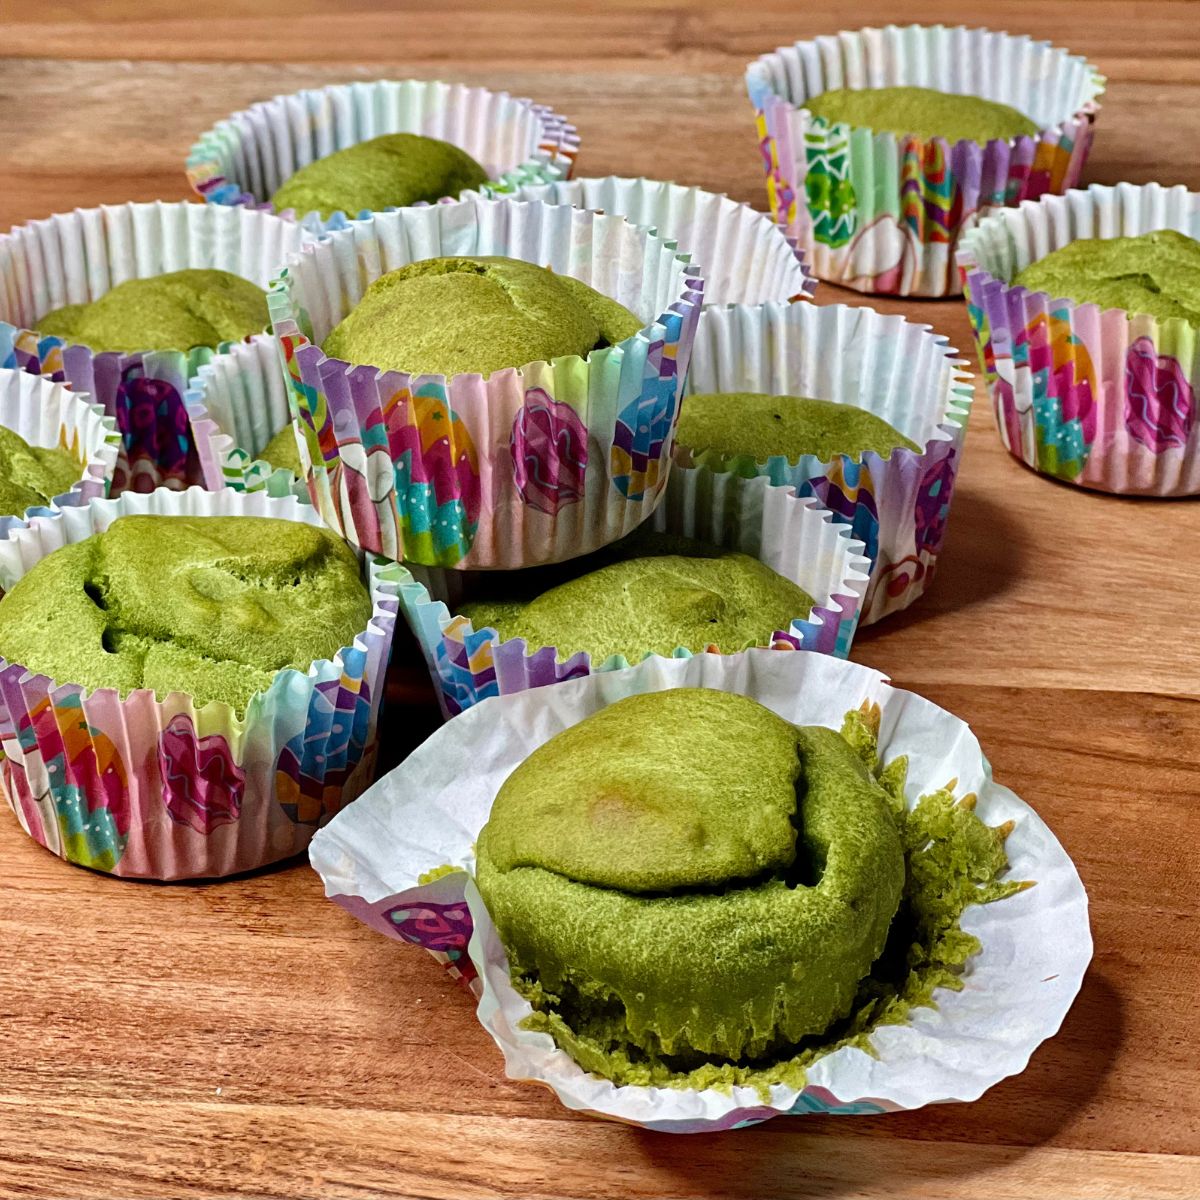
[677,392,919,464]
[1013,229,1200,325]
[0,515,371,713]
[805,85,1039,145]
[321,255,645,378]
[258,425,304,475]
[269,132,490,220]
[37,268,268,354]
[0,426,83,518]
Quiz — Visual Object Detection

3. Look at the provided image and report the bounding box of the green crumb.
[0,425,84,517]
[258,425,304,475]
[418,864,462,885]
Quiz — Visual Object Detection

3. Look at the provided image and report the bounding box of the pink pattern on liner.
[1124,336,1196,453]
[510,387,588,515]
[158,713,245,834]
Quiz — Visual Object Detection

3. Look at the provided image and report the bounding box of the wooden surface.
[1,3,1199,1197]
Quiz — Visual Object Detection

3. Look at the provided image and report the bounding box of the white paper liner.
[185,338,308,499]
[269,195,704,569]
[187,79,580,229]
[678,301,973,624]
[746,25,1105,296]
[0,368,120,536]
[0,487,400,880]
[506,176,816,307]
[400,466,871,715]
[310,649,1091,1132]
[0,202,312,493]
[958,181,1200,496]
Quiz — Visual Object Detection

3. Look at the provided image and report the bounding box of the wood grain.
[1,2,1199,1197]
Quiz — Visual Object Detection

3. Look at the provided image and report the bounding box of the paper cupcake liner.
[0,488,401,880]
[677,302,973,624]
[310,649,1091,1133]
[268,195,705,569]
[0,369,120,537]
[185,338,308,499]
[187,79,580,230]
[958,182,1200,496]
[0,202,312,494]
[746,25,1105,296]
[400,465,871,716]
[504,176,816,307]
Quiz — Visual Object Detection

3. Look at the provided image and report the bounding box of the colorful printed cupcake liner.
[0,368,120,537]
[506,176,816,306]
[746,25,1104,296]
[185,338,308,499]
[400,465,871,716]
[187,79,580,229]
[310,649,1092,1133]
[0,202,311,493]
[958,182,1200,496]
[677,301,973,624]
[0,488,401,880]
[268,195,704,569]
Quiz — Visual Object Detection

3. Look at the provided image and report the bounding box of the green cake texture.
[269,132,490,220]
[677,392,919,465]
[1013,229,1200,325]
[321,256,645,378]
[258,425,304,475]
[805,85,1039,144]
[0,426,83,517]
[0,515,371,713]
[37,269,268,354]
[476,689,907,1064]
[460,550,814,663]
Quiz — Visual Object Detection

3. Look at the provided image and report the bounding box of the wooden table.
[2,3,1198,1197]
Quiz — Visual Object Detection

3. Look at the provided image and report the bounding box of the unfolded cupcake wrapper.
[0,488,401,880]
[268,195,705,569]
[187,79,580,230]
[679,301,973,624]
[310,649,1092,1133]
[958,182,1200,496]
[503,176,816,307]
[0,202,311,494]
[0,369,121,536]
[746,25,1105,296]
[185,338,309,499]
[400,466,871,716]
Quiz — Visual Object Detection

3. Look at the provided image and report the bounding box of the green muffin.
[37,269,268,354]
[0,515,371,713]
[476,689,906,1067]
[1013,229,1200,325]
[460,548,814,663]
[322,256,645,378]
[269,132,490,220]
[806,85,1039,145]
[258,425,304,475]
[0,426,83,517]
[677,392,919,464]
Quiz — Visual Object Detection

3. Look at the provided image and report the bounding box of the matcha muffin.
[0,425,83,517]
[258,424,304,475]
[321,255,645,378]
[0,515,371,713]
[476,688,906,1066]
[677,392,919,464]
[806,86,1038,145]
[1013,229,1200,325]
[270,132,490,221]
[37,268,268,355]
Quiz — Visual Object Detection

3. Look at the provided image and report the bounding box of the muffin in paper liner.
[187,79,579,229]
[0,368,121,536]
[399,465,871,716]
[267,195,704,569]
[0,488,400,880]
[677,301,973,625]
[746,24,1104,296]
[0,202,312,494]
[308,649,1091,1133]
[958,182,1200,496]
[185,337,308,499]
[505,175,816,306]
